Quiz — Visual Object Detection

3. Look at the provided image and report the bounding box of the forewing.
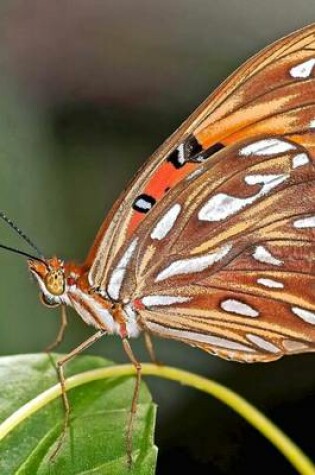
[88,24,315,288]
[107,135,315,362]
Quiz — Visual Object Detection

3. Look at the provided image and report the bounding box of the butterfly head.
[28,256,66,307]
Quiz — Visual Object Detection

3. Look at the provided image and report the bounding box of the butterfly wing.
[88,24,315,290]
[136,239,315,363]
[104,134,315,362]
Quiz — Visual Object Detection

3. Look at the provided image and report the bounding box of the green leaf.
[0,354,157,474]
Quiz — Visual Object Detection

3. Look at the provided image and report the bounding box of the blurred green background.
[0,1,314,473]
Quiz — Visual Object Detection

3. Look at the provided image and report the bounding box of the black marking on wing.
[190,142,225,163]
[132,194,156,213]
[167,135,225,168]
[166,135,203,169]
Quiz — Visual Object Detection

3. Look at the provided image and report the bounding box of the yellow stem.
[0,364,314,474]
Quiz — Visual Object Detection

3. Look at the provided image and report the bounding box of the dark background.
[0,1,314,473]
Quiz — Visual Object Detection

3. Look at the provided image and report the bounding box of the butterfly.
[2,23,315,462]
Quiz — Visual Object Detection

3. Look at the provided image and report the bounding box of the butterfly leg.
[144,331,162,365]
[50,329,106,461]
[122,338,142,467]
[45,305,68,353]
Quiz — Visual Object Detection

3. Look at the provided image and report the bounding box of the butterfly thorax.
[28,257,141,339]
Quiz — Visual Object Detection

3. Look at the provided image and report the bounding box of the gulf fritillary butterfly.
[2,23,315,462]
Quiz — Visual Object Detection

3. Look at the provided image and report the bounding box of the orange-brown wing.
[105,134,315,362]
[136,241,315,363]
[88,24,315,290]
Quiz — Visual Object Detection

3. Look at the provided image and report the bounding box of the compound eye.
[40,293,60,308]
[45,270,65,296]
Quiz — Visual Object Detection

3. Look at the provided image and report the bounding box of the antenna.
[0,243,47,264]
[0,211,44,258]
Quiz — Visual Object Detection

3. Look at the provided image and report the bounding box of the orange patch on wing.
[127,161,196,236]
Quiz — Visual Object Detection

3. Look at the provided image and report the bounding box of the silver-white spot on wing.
[107,238,138,300]
[292,153,310,169]
[247,334,280,353]
[221,299,259,317]
[257,278,284,289]
[290,58,315,78]
[283,339,309,352]
[142,295,191,307]
[293,216,315,228]
[292,306,315,324]
[244,174,288,187]
[198,174,287,222]
[177,143,185,166]
[185,167,204,181]
[146,321,255,352]
[151,203,181,240]
[135,198,152,212]
[155,243,232,282]
[310,119,315,129]
[239,139,296,157]
[253,245,283,266]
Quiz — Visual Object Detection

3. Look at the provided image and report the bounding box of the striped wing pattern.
[108,136,315,362]
[88,24,315,288]
[88,24,315,362]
